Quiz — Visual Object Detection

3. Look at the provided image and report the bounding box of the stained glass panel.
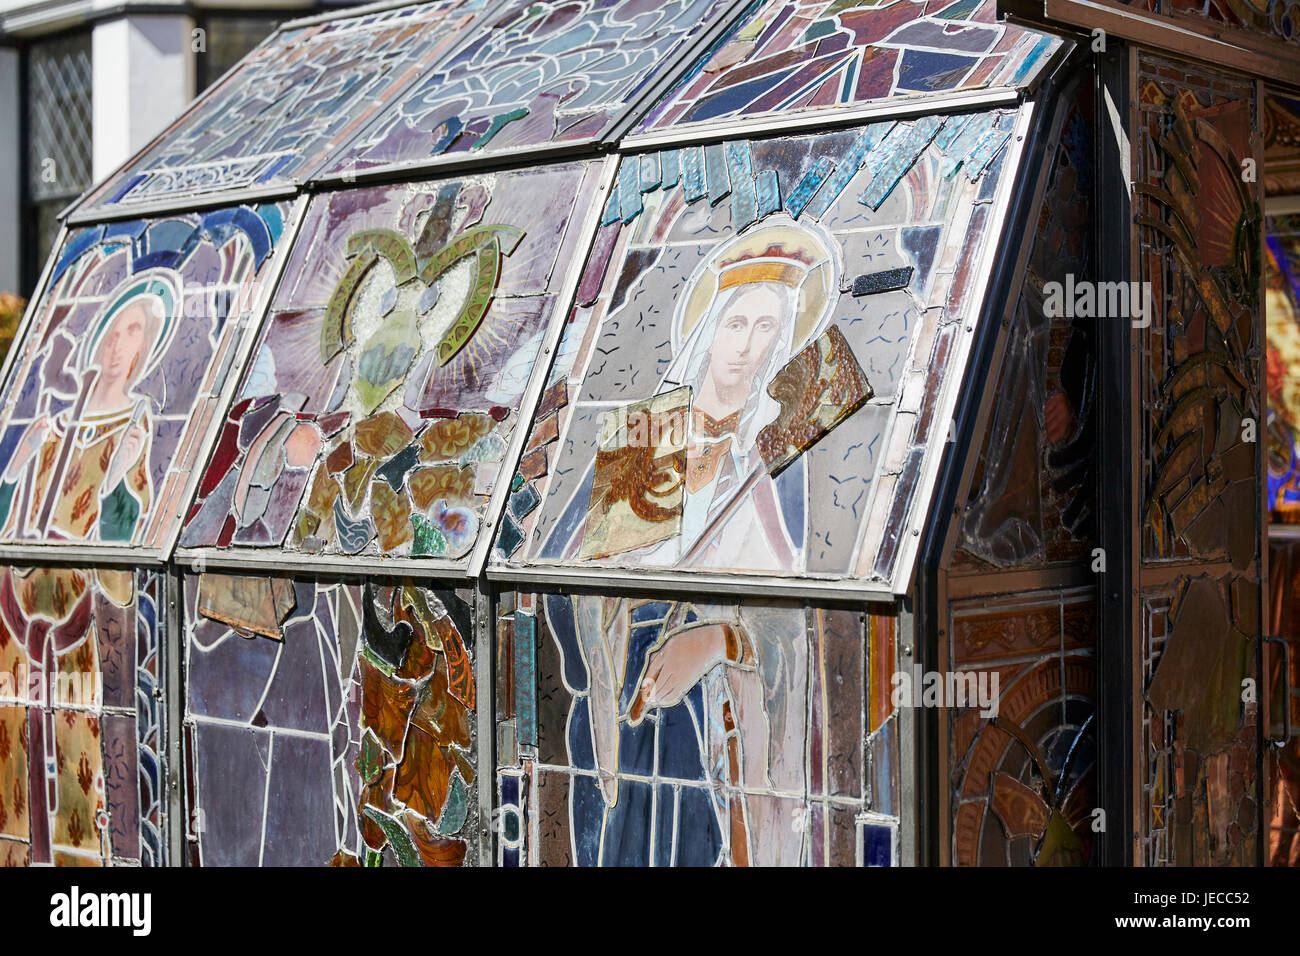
[79,1,487,214]
[1134,54,1261,867]
[636,0,1060,133]
[496,113,1019,585]
[0,567,166,866]
[181,163,605,567]
[1267,212,1300,521]
[322,0,729,176]
[495,587,896,866]
[182,573,479,866]
[0,201,295,553]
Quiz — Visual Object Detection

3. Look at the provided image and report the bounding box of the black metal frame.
[1092,41,1134,867]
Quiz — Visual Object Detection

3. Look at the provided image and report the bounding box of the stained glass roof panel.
[77,1,488,217]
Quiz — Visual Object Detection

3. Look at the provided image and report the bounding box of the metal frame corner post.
[1094,41,1136,867]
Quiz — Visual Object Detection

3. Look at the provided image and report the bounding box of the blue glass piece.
[602,183,622,226]
[938,111,997,176]
[620,617,662,714]
[705,144,731,205]
[254,154,295,184]
[104,173,146,205]
[935,0,980,17]
[495,512,524,556]
[601,780,652,866]
[619,717,655,777]
[655,784,676,866]
[725,140,757,230]
[787,156,835,218]
[863,822,893,866]
[858,115,945,209]
[538,463,594,558]
[570,773,603,866]
[144,219,197,255]
[255,203,283,245]
[618,159,643,223]
[50,226,105,286]
[963,116,1013,179]
[544,593,586,694]
[639,152,661,193]
[514,611,536,747]
[132,249,187,273]
[806,121,893,219]
[101,219,148,242]
[933,113,974,151]
[630,601,667,625]
[755,168,781,219]
[675,784,723,865]
[681,145,707,203]
[774,456,805,551]
[430,116,464,156]
[568,697,596,770]
[1008,35,1055,86]
[896,50,979,93]
[201,206,273,263]
[683,66,800,124]
[500,773,518,806]
[660,149,681,188]
[509,482,541,519]
[901,224,943,296]
[502,846,519,867]
[657,685,706,780]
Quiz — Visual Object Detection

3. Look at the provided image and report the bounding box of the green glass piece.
[356,729,384,785]
[346,229,418,283]
[361,806,422,867]
[410,513,448,557]
[437,774,469,835]
[474,107,529,152]
[99,480,140,542]
[418,223,523,282]
[322,251,376,362]
[416,223,526,367]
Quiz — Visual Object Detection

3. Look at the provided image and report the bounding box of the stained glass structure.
[6,0,1272,871]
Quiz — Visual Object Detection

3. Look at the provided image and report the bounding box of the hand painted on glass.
[0,279,175,542]
[183,164,599,561]
[0,205,287,551]
[0,566,165,866]
[523,595,884,866]
[560,220,868,570]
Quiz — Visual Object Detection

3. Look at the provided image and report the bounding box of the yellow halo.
[676,217,839,354]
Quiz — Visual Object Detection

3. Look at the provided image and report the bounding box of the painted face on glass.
[707,284,785,396]
[96,300,154,386]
